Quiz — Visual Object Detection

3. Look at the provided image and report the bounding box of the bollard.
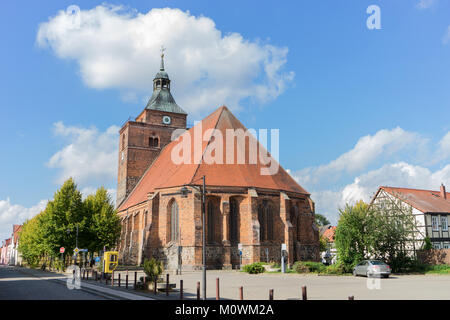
[118,273,121,287]
[126,273,129,289]
[180,280,184,300]
[216,278,220,300]
[302,286,307,301]
[134,271,137,290]
[153,278,157,294]
[269,289,274,300]
[348,296,354,300]
[239,286,244,300]
[166,273,169,296]
[197,281,200,300]
[111,272,114,286]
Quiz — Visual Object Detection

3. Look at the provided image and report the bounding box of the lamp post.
[67,223,79,265]
[201,175,206,301]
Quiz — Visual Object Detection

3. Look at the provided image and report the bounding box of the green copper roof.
[154,70,169,79]
[145,48,187,115]
[145,88,187,114]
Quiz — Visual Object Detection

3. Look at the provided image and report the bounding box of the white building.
[371,184,450,251]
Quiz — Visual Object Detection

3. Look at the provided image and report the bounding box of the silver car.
[353,260,391,278]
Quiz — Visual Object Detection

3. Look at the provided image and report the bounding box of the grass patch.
[422,264,450,274]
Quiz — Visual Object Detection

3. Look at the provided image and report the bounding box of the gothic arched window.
[229,198,239,242]
[258,200,274,241]
[169,200,179,242]
[207,200,215,243]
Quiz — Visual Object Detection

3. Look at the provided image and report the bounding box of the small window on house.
[433,243,441,250]
[432,216,439,231]
[122,134,126,150]
[441,216,448,231]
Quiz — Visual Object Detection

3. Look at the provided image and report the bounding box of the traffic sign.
[73,247,79,254]
[60,247,65,253]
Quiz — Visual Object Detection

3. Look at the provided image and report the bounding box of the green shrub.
[243,262,265,274]
[320,263,345,275]
[270,262,280,269]
[293,261,326,273]
[143,258,164,282]
[422,237,433,250]
[293,262,309,273]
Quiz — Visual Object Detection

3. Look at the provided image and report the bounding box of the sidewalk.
[14,266,154,300]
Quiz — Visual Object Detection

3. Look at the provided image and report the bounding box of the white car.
[353,260,391,278]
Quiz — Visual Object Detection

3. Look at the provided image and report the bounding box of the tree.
[315,213,330,226]
[334,201,372,272]
[84,187,121,253]
[370,194,418,272]
[18,212,48,267]
[319,235,329,252]
[335,196,419,273]
[42,178,85,257]
[17,179,122,268]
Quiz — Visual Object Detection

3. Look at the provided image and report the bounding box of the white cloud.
[309,162,450,225]
[47,122,119,185]
[296,127,427,188]
[37,5,294,115]
[81,186,117,204]
[292,128,450,225]
[436,132,450,160]
[443,26,450,45]
[0,198,48,241]
[416,0,437,9]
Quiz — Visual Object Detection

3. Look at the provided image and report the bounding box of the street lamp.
[180,175,207,300]
[67,223,79,264]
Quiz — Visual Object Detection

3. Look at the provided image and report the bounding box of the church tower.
[116,49,187,207]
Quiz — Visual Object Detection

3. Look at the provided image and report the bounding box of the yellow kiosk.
[103,251,118,274]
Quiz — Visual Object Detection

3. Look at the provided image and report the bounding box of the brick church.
[116,52,319,269]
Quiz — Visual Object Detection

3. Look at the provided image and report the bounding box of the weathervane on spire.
[160,45,166,71]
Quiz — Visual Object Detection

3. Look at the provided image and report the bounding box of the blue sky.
[1,0,450,240]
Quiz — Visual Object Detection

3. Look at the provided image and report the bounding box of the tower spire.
[160,45,165,71]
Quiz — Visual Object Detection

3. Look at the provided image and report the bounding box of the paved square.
[167,270,450,300]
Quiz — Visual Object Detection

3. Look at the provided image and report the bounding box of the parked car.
[353,260,391,278]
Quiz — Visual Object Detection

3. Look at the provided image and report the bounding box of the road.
[0,265,106,300]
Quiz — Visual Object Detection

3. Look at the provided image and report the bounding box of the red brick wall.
[118,187,320,268]
[417,249,450,265]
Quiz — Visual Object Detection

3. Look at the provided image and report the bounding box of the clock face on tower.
[162,115,171,125]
